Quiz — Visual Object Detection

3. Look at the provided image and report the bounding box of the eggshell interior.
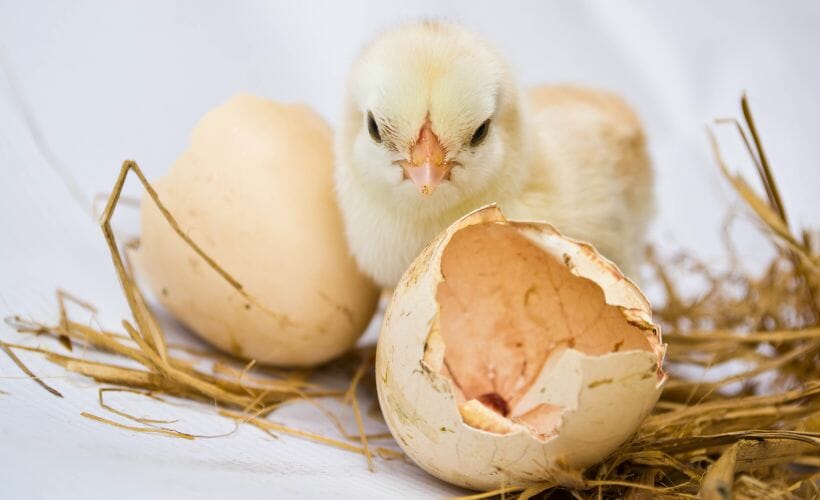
[436,222,657,437]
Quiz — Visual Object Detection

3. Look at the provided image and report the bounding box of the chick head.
[338,21,528,215]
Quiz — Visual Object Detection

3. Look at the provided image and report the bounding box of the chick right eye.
[470,119,491,147]
[367,111,382,143]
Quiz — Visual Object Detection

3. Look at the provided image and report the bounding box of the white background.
[1,2,818,499]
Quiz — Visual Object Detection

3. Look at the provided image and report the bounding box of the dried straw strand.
[0,341,62,398]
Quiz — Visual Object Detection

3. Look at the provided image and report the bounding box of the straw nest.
[2,95,818,498]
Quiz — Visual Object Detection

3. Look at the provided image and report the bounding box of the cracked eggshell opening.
[137,94,379,366]
[376,205,665,491]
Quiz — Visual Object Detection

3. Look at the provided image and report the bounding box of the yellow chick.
[335,22,653,288]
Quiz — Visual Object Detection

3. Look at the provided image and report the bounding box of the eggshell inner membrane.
[435,222,655,437]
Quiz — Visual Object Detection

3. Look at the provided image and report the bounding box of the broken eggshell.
[376,205,665,490]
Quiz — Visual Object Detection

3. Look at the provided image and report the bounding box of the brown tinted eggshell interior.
[435,222,654,435]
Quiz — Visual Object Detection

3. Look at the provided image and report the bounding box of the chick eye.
[367,111,382,143]
[470,119,491,147]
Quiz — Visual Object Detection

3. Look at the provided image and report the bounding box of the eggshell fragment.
[137,94,379,366]
[376,205,665,490]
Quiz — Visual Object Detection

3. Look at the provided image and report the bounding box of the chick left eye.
[367,111,382,143]
[470,119,491,147]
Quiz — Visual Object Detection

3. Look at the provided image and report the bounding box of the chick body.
[335,23,652,288]
[507,86,653,279]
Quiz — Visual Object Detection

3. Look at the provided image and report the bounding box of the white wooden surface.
[1,1,819,498]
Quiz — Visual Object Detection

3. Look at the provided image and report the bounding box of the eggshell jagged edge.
[376,204,666,491]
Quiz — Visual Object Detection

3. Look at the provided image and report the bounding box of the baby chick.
[335,22,653,288]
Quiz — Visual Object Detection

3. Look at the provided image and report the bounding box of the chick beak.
[401,120,450,196]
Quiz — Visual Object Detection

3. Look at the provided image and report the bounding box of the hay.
[1,94,817,498]
[2,159,389,470]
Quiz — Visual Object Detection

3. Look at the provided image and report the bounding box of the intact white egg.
[138,94,379,366]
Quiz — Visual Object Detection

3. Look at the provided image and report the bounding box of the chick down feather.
[334,22,652,288]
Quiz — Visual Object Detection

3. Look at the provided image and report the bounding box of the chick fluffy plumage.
[335,22,653,288]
